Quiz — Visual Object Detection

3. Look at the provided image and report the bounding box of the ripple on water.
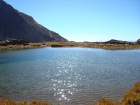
[0,48,140,105]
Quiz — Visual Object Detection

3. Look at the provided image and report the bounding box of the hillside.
[0,0,67,42]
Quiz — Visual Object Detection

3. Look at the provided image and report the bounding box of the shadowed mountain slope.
[0,0,67,42]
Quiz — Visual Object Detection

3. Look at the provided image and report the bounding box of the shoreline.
[0,42,140,50]
[0,82,140,105]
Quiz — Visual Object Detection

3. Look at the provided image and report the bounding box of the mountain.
[0,0,67,42]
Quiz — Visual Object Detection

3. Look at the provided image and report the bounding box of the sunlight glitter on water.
[0,48,140,105]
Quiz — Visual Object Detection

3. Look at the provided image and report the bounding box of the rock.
[0,0,67,42]
[136,39,140,44]
[104,39,130,44]
[0,38,28,45]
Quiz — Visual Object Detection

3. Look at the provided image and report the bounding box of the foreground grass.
[120,82,140,105]
[0,42,140,50]
[0,82,140,105]
[98,82,140,105]
[0,99,52,105]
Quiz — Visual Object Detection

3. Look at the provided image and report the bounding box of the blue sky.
[4,0,140,42]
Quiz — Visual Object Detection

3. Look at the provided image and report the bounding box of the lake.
[0,47,140,105]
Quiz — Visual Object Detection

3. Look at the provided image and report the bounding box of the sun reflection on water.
[0,48,140,105]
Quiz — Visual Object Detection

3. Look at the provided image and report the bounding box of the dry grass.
[97,82,140,105]
[0,98,52,105]
[28,43,42,47]
[0,45,27,50]
[120,82,140,105]
[1,42,140,50]
[44,42,140,49]
[33,42,140,49]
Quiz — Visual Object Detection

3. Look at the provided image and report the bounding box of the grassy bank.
[0,82,140,105]
[98,82,140,105]
[0,42,140,50]
[0,99,52,105]
[46,42,140,50]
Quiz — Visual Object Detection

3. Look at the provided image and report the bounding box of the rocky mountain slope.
[0,0,67,42]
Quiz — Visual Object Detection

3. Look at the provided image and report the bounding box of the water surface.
[0,48,140,105]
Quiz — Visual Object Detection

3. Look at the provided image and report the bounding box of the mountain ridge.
[0,0,67,42]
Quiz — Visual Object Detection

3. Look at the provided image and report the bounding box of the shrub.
[120,82,140,105]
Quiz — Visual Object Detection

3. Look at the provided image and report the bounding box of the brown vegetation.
[0,42,140,50]
[0,99,52,105]
[120,82,140,105]
[98,82,140,105]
